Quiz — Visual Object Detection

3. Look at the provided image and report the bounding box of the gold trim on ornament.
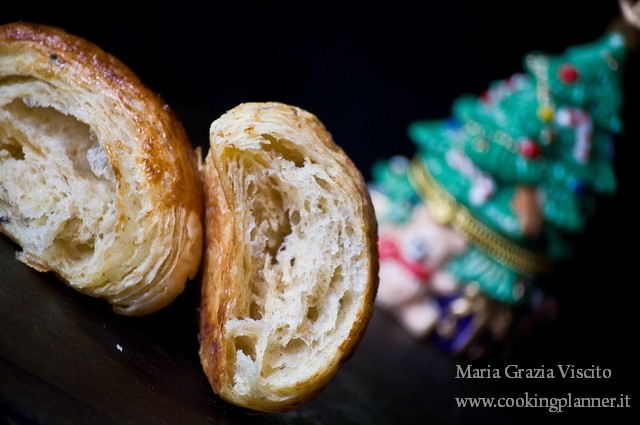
[408,158,552,278]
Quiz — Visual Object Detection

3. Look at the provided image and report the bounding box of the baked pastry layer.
[0,23,203,315]
[199,102,378,412]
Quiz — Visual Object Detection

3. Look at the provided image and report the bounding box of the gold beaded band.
[408,158,552,278]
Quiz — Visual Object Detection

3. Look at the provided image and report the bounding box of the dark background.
[1,1,637,424]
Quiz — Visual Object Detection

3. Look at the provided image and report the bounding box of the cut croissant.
[0,23,203,315]
[199,102,378,412]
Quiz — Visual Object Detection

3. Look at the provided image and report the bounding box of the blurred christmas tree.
[408,32,626,301]
[371,22,633,355]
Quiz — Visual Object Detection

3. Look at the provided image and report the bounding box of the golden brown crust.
[1,22,200,212]
[199,102,378,412]
[199,156,234,402]
[0,23,203,315]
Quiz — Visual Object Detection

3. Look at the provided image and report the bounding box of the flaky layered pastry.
[0,23,203,315]
[199,102,378,412]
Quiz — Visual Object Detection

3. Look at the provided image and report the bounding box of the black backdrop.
[2,1,629,178]
[1,1,637,423]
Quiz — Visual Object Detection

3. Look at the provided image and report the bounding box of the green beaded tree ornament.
[409,31,626,301]
[371,6,637,355]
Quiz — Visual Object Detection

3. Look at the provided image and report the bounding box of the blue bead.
[567,177,587,195]
[445,117,461,130]
[435,294,458,310]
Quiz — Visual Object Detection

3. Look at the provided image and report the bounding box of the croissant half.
[199,102,378,412]
[0,23,203,315]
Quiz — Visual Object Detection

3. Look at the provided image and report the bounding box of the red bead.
[519,139,542,159]
[480,89,491,104]
[558,63,580,84]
